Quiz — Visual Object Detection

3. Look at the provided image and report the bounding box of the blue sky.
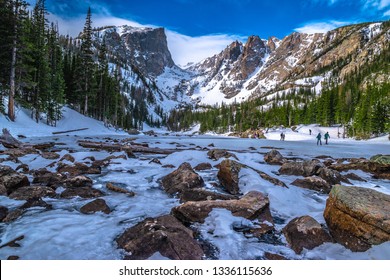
[29,0,390,65]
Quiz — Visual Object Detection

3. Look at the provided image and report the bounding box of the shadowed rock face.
[0,165,30,196]
[217,159,242,195]
[283,215,332,254]
[161,162,204,195]
[324,185,390,252]
[116,215,204,260]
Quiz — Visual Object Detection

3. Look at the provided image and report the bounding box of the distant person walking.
[324,132,330,145]
[280,132,285,141]
[316,133,322,145]
[309,129,312,135]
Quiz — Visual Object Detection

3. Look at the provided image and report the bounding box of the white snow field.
[0,107,389,260]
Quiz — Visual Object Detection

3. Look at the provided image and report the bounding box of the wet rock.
[194,162,212,171]
[7,256,19,260]
[33,142,55,151]
[172,191,272,224]
[279,160,324,177]
[264,149,286,165]
[41,152,60,160]
[162,164,175,168]
[344,172,366,182]
[2,147,38,157]
[324,185,390,252]
[80,198,111,214]
[217,159,242,195]
[9,186,56,200]
[292,176,332,194]
[116,215,204,260]
[57,162,101,176]
[20,197,52,210]
[60,187,104,199]
[330,159,390,180]
[60,154,75,163]
[0,165,30,195]
[207,149,238,161]
[179,188,238,203]
[149,158,162,165]
[106,182,135,196]
[317,167,350,185]
[264,252,288,260]
[15,164,29,173]
[32,169,66,187]
[0,235,24,248]
[64,175,93,188]
[161,162,204,195]
[0,206,8,222]
[3,209,25,222]
[283,216,332,254]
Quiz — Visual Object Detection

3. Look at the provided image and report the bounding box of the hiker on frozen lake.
[316,133,322,145]
[324,132,330,145]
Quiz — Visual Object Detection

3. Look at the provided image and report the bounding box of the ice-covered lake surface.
[0,132,389,260]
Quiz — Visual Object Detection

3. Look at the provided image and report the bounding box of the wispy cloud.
[294,20,352,34]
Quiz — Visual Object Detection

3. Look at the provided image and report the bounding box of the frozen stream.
[0,134,389,260]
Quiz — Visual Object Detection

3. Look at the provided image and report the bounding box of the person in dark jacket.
[316,133,322,145]
[324,132,330,145]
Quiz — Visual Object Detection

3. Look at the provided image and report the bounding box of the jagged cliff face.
[187,22,390,105]
[91,22,389,114]
[96,26,175,77]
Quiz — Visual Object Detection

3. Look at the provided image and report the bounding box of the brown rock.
[161,162,204,195]
[60,187,104,199]
[172,191,272,224]
[283,216,332,254]
[344,172,367,182]
[116,215,204,260]
[179,188,238,203]
[217,159,241,195]
[162,164,175,168]
[41,152,60,160]
[264,149,286,165]
[149,158,162,165]
[194,162,212,171]
[64,176,93,188]
[207,149,238,161]
[292,176,332,194]
[2,147,38,157]
[7,256,20,260]
[20,197,52,210]
[32,169,66,187]
[3,209,25,222]
[279,160,324,177]
[324,185,390,252]
[106,182,135,196]
[330,159,390,179]
[60,154,75,163]
[317,167,350,185]
[57,162,101,176]
[9,186,56,200]
[264,252,288,260]
[80,198,111,214]
[0,165,30,195]
[0,206,9,222]
[15,164,29,173]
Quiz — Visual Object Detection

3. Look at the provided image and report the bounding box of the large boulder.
[0,165,30,196]
[9,186,56,200]
[57,162,101,176]
[217,159,242,195]
[80,199,111,214]
[291,176,332,194]
[161,163,204,195]
[116,215,204,260]
[207,149,238,161]
[283,216,332,254]
[172,191,272,224]
[324,185,390,252]
[330,158,390,180]
[264,149,286,165]
[194,162,212,171]
[316,167,350,185]
[279,160,324,177]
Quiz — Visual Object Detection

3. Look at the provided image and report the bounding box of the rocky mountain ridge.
[93,21,390,114]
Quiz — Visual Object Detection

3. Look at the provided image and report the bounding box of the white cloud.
[384,9,390,15]
[294,20,352,34]
[166,31,244,66]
